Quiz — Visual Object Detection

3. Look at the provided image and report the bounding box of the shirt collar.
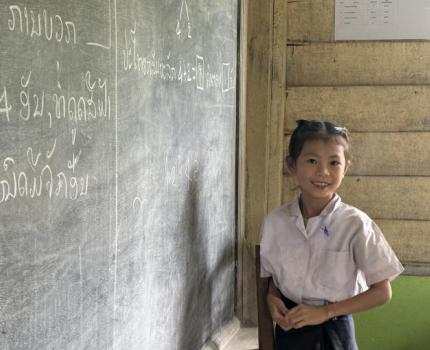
[286,193,341,218]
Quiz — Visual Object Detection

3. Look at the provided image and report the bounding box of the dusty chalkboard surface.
[0,1,238,349]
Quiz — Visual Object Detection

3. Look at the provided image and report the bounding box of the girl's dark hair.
[288,119,351,161]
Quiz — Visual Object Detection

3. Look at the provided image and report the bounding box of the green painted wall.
[354,275,430,350]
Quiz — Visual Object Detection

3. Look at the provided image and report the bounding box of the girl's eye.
[307,159,317,164]
[331,160,341,166]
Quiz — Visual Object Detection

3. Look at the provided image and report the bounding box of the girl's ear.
[344,160,352,175]
[286,156,297,175]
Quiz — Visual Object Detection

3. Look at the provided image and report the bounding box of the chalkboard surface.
[0,1,238,349]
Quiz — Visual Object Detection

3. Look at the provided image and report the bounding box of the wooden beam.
[286,86,430,132]
[287,42,430,86]
[240,0,288,327]
[377,220,430,265]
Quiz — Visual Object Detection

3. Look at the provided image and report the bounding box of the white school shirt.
[260,194,404,304]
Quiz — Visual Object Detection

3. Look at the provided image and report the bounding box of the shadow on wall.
[178,166,234,349]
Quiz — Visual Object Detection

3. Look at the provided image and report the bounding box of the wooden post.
[255,245,275,350]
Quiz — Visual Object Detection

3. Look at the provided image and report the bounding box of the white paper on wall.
[335,0,430,40]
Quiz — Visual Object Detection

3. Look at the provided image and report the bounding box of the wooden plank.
[267,0,287,212]
[243,0,287,243]
[240,0,273,327]
[237,0,249,329]
[287,0,333,42]
[402,264,430,276]
[284,132,430,176]
[241,0,288,327]
[287,42,430,86]
[244,0,271,247]
[285,86,430,132]
[283,176,430,220]
[376,220,430,265]
[349,133,430,176]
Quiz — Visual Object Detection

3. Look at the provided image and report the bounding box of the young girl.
[260,120,404,350]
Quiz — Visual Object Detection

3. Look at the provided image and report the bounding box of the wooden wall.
[284,0,430,267]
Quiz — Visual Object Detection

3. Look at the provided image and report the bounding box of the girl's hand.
[287,304,330,329]
[266,293,293,331]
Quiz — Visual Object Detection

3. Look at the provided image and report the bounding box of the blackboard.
[0,1,238,349]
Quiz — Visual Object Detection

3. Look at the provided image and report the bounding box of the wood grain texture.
[287,0,333,42]
[242,0,272,326]
[348,133,430,176]
[256,245,275,350]
[286,86,430,132]
[377,219,430,265]
[283,176,430,220]
[266,0,288,213]
[242,0,288,327]
[244,0,271,245]
[287,42,430,86]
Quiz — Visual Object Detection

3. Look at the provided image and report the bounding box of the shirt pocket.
[312,250,355,290]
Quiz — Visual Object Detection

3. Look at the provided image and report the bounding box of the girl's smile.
[312,181,330,188]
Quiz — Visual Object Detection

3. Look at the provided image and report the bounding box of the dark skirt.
[275,295,358,350]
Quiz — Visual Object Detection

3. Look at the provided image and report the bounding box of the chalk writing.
[46,139,57,159]
[86,0,112,49]
[71,128,77,145]
[222,63,235,93]
[87,0,112,50]
[176,0,192,40]
[204,63,222,90]
[13,69,110,128]
[27,147,42,171]
[133,197,143,211]
[68,149,82,173]
[0,151,92,203]
[56,61,62,89]
[52,71,111,126]
[19,71,45,122]
[123,22,176,81]
[122,23,236,93]
[67,128,82,174]
[177,59,195,84]
[0,86,12,122]
[196,55,205,90]
[164,152,199,186]
[8,5,77,45]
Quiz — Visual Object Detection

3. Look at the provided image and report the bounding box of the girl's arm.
[287,279,392,329]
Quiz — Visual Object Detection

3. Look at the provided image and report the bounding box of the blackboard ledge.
[202,317,240,350]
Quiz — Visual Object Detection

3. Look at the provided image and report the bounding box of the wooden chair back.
[255,244,275,350]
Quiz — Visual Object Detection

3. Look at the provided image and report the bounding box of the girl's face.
[288,138,350,204]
